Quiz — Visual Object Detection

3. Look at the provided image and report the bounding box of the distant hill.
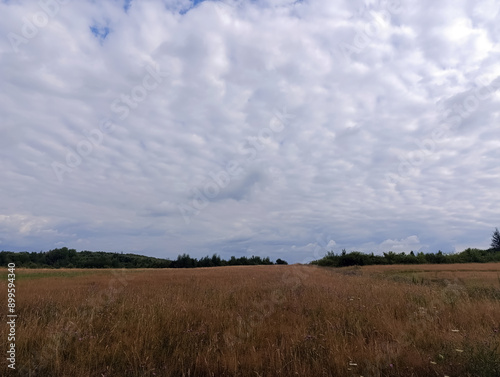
[0,248,285,268]
[0,248,172,268]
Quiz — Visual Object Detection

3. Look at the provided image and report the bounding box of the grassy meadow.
[1,263,499,376]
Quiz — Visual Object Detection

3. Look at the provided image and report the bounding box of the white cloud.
[1,0,499,262]
[377,235,423,253]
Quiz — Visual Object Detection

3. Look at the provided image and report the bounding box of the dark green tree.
[491,228,500,250]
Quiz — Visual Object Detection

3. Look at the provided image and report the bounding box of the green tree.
[211,253,222,266]
[491,228,500,250]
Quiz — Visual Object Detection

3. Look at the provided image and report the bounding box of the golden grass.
[1,263,499,376]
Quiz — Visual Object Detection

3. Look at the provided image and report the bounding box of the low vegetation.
[1,264,498,376]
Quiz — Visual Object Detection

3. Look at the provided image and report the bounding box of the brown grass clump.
[1,263,499,376]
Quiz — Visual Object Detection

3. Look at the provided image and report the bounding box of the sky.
[1,0,499,263]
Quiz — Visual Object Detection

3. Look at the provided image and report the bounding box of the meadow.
[1,263,499,376]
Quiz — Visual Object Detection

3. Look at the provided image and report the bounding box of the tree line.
[2,229,499,269]
[311,248,500,268]
[312,228,500,267]
[0,248,288,268]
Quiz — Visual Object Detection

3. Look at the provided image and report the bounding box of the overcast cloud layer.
[1,0,499,263]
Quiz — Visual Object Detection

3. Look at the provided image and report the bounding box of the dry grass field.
[1,263,499,376]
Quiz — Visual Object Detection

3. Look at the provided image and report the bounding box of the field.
[1,263,500,376]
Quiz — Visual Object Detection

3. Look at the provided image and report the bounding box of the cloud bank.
[1,0,499,262]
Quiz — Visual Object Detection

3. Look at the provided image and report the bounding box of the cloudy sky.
[1,0,499,263]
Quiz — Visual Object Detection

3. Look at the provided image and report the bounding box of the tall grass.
[1,264,499,376]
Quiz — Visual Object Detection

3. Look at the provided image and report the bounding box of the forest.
[0,248,287,268]
[311,247,500,267]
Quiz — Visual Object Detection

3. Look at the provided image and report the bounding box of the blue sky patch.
[123,0,132,12]
[90,25,111,41]
[180,0,209,15]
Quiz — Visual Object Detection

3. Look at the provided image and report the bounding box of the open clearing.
[1,263,499,376]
